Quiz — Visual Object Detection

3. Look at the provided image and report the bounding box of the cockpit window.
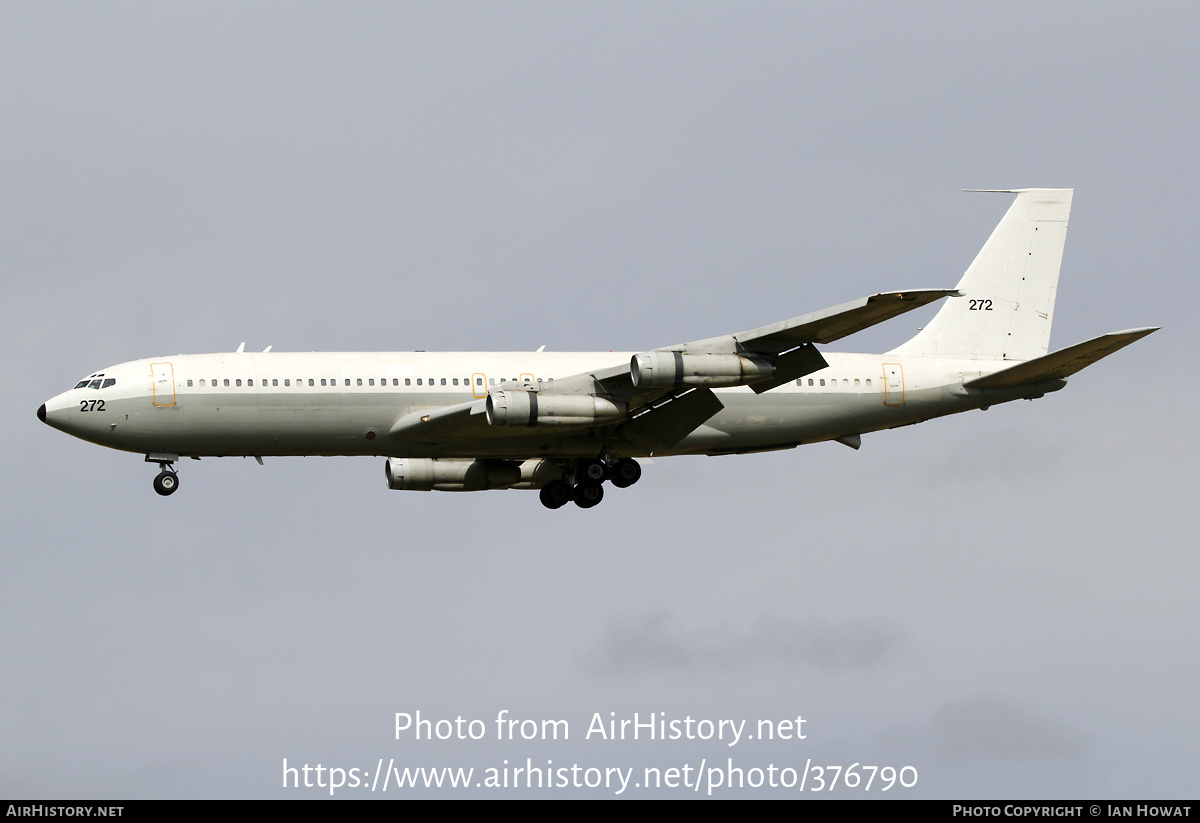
[87,380,102,389]
[74,380,90,389]
[101,378,116,389]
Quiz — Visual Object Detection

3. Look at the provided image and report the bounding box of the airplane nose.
[37,403,46,423]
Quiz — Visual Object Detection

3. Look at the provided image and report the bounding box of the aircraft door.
[471,373,487,399]
[152,362,176,407]
[883,363,904,407]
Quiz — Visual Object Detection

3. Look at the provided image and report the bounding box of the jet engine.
[485,390,625,427]
[384,457,561,491]
[630,351,774,388]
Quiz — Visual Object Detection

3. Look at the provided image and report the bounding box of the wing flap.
[748,343,828,394]
[620,388,725,450]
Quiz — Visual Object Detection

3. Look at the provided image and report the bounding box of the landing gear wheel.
[573,481,604,509]
[578,459,608,483]
[610,458,642,488]
[539,480,572,509]
[153,471,179,496]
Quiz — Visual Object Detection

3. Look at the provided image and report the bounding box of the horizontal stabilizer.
[964,328,1158,390]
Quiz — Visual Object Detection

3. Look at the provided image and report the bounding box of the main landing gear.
[146,454,180,497]
[539,458,641,510]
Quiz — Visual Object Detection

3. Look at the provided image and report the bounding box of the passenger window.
[477,378,483,386]
[489,378,495,386]
[441,378,447,386]
[866,379,872,386]
[808,378,814,386]
[187,379,194,387]
[417,378,422,386]
[819,379,825,386]
[854,378,860,386]
[405,378,411,386]
[199,380,206,387]
[248,379,254,386]
[452,378,459,385]
[368,379,374,386]
[356,378,362,386]
[235,379,242,387]
[308,379,314,387]
[284,379,290,387]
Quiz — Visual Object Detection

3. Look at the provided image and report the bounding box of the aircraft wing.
[549,288,959,399]
[679,289,962,354]
[387,288,959,443]
[964,328,1158,390]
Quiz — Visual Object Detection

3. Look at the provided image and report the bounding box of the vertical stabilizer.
[890,189,1072,361]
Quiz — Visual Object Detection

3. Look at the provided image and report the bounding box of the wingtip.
[962,187,1075,195]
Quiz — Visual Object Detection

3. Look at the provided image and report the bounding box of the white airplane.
[39,189,1155,509]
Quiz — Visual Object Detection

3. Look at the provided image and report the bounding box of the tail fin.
[890,189,1073,361]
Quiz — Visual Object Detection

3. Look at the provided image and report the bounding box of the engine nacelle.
[385,458,562,491]
[630,351,774,388]
[486,390,625,427]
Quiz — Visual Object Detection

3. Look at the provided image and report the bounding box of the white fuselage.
[40,350,1040,460]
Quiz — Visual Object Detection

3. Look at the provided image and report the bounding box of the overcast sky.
[3,2,1197,798]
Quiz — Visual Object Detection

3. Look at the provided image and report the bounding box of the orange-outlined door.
[152,362,176,406]
[883,363,904,407]
[471,373,487,399]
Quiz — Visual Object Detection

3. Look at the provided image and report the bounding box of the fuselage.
[39,350,1052,460]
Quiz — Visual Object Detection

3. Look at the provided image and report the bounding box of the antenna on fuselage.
[263,346,272,353]
[235,342,246,353]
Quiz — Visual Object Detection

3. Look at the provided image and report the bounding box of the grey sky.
[3,3,1197,797]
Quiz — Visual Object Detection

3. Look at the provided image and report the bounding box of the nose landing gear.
[153,469,179,496]
[146,453,180,497]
